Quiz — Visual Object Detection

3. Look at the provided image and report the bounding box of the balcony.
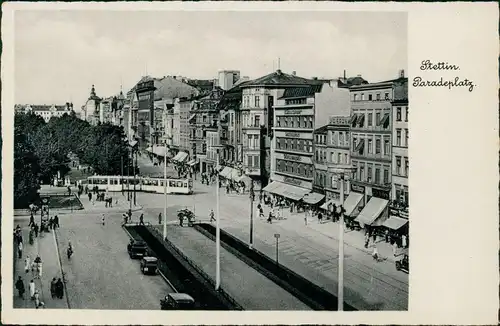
[243,123,262,130]
[350,151,391,162]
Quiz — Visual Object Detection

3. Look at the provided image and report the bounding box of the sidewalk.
[13,221,68,309]
[77,191,142,213]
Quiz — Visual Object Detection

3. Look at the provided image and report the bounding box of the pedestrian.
[67,185,71,196]
[393,241,398,257]
[209,209,215,223]
[56,278,64,299]
[24,256,30,274]
[18,241,23,259]
[158,213,162,225]
[318,212,323,223]
[385,229,390,243]
[372,246,379,261]
[54,215,59,229]
[139,213,144,225]
[34,290,40,307]
[29,279,35,299]
[364,234,369,248]
[101,214,105,226]
[34,255,42,279]
[34,223,39,238]
[402,234,407,248]
[50,277,57,298]
[15,276,25,299]
[88,192,92,202]
[372,231,377,244]
[49,216,54,230]
[267,212,273,224]
[29,214,35,227]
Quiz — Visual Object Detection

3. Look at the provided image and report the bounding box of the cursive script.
[414,60,475,92]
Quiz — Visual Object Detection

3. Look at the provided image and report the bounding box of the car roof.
[167,293,194,302]
[143,257,157,262]
[133,240,146,245]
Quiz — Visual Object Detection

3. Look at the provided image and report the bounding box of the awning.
[152,145,167,157]
[146,146,153,153]
[382,216,409,230]
[229,168,241,181]
[187,159,199,166]
[355,197,389,226]
[380,113,390,128]
[357,114,365,127]
[354,139,364,153]
[302,192,325,205]
[343,192,364,216]
[235,174,251,185]
[215,165,224,172]
[219,167,231,178]
[350,114,358,125]
[129,140,138,148]
[320,198,341,211]
[173,151,188,163]
[262,181,280,193]
[268,181,310,201]
[188,114,196,122]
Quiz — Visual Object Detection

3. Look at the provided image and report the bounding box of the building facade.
[391,76,409,214]
[15,103,74,122]
[347,71,405,228]
[82,85,102,125]
[218,70,241,90]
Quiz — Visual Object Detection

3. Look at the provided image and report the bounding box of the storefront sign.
[285,132,300,138]
[373,188,390,200]
[283,154,302,162]
[351,184,365,193]
[284,176,302,186]
[284,109,302,115]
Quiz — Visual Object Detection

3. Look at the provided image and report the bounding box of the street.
[135,157,408,310]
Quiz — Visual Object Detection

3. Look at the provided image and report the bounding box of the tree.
[14,130,41,208]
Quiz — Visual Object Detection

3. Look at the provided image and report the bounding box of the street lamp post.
[121,155,124,195]
[134,149,137,206]
[215,147,222,290]
[249,179,254,249]
[163,144,168,240]
[274,233,280,264]
[328,166,356,311]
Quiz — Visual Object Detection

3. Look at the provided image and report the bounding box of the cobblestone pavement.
[134,172,408,310]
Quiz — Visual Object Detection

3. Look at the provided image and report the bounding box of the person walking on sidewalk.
[158,213,162,225]
[209,209,215,223]
[55,278,64,299]
[29,214,35,227]
[18,241,23,259]
[24,256,31,274]
[50,277,57,298]
[139,214,145,225]
[15,276,25,299]
[53,215,60,229]
[29,279,35,299]
[267,211,273,224]
[402,234,407,248]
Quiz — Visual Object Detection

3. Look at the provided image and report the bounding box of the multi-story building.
[98,92,126,126]
[218,70,241,90]
[390,75,409,223]
[15,102,75,122]
[313,116,352,210]
[264,74,351,204]
[347,70,406,229]
[82,85,102,125]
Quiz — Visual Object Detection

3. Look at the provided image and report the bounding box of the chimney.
[399,69,405,78]
[292,71,296,76]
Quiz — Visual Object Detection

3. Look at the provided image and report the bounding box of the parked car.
[140,256,158,275]
[395,254,409,273]
[160,293,195,310]
[127,240,148,259]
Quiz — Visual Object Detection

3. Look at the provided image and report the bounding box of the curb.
[52,229,71,309]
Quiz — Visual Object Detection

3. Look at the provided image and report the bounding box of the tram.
[85,176,193,195]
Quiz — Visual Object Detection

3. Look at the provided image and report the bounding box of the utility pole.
[249,180,254,249]
[133,149,137,206]
[163,145,168,240]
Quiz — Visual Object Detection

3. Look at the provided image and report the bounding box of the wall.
[314,82,350,128]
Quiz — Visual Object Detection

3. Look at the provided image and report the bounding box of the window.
[383,169,389,184]
[385,92,390,100]
[367,166,372,183]
[405,107,409,122]
[247,155,252,167]
[253,155,259,168]
[368,113,373,127]
[315,150,319,162]
[308,117,313,129]
[344,153,348,164]
[396,107,402,121]
[396,129,402,146]
[361,93,365,101]
[368,94,372,101]
[352,137,357,150]
[255,96,260,108]
[254,115,260,127]
[360,165,365,182]
[405,129,409,147]
[368,139,373,154]
[354,94,358,101]
[375,138,381,154]
[339,132,343,144]
[331,152,335,163]
[405,158,409,177]
[376,112,381,126]
[376,93,381,100]
[375,168,380,184]
[338,153,342,164]
[396,156,402,175]
[331,175,338,189]
[384,139,390,155]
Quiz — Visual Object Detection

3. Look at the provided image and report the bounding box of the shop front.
[262,180,310,204]
[172,151,189,164]
[342,184,365,230]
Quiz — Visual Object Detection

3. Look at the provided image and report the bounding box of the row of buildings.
[15,68,409,229]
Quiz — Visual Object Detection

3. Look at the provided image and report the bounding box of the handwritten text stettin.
[413,60,475,92]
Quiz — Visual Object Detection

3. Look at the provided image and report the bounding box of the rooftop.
[242,69,323,88]
[279,84,323,99]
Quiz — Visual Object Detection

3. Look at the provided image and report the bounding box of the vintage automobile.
[127,240,148,259]
[160,293,195,310]
[140,256,158,275]
[177,209,196,226]
[395,254,409,273]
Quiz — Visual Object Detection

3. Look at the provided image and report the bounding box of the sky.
[14,10,407,110]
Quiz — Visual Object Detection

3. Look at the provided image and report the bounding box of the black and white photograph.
[2,2,498,325]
